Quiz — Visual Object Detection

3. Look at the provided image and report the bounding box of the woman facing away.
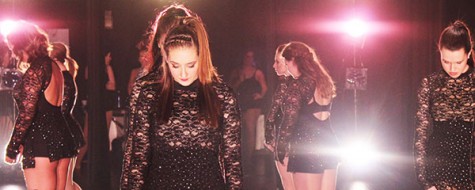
[265,42,339,190]
[49,42,86,190]
[120,16,242,190]
[415,20,475,190]
[4,21,78,189]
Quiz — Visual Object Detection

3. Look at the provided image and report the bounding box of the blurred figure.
[229,50,267,175]
[265,42,338,190]
[127,49,151,95]
[121,16,242,189]
[104,51,116,130]
[0,39,15,164]
[49,42,85,190]
[415,20,475,190]
[4,21,77,189]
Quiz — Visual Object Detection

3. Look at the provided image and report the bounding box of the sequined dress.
[287,98,339,173]
[5,57,77,168]
[415,68,475,189]
[62,71,85,150]
[121,75,242,190]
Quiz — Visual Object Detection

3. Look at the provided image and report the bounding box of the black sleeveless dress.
[62,71,85,150]
[287,99,339,173]
[5,57,77,169]
[236,70,262,111]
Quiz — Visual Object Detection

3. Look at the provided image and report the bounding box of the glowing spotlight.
[345,18,369,38]
[340,138,380,169]
[350,181,369,190]
[0,20,19,37]
[0,184,25,190]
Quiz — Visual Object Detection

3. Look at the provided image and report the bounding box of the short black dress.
[62,71,85,150]
[6,57,77,169]
[236,70,262,111]
[287,99,339,173]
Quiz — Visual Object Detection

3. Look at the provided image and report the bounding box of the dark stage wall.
[1,0,475,189]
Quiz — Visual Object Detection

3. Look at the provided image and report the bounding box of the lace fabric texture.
[265,76,314,162]
[6,57,76,168]
[415,70,475,189]
[121,70,242,190]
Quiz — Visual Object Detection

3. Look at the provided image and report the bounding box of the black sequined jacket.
[121,66,242,190]
[415,68,475,189]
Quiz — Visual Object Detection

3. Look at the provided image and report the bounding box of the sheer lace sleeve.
[219,84,243,189]
[414,77,433,189]
[6,61,48,159]
[265,80,286,145]
[274,78,313,162]
[120,82,157,190]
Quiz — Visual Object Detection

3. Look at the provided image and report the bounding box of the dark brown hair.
[281,41,336,99]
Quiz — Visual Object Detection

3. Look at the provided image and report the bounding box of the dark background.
[1,0,475,189]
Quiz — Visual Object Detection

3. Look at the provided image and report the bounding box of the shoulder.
[212,81,237,99]
[25,56,53,76]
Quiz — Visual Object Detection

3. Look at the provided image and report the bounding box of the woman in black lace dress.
[4,21,77,189]
[415,20,475,190]
[265,42,338,190]
[49,42,85,190]
[121,16,242,190]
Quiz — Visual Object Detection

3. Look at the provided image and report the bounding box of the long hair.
[281,41,336,99]
[50,42,79,78]
[438,20,474,67]
[138,4,193,72]
[6,21,49,63]
[158,16,221,128]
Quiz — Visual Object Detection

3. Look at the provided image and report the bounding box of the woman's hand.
[252,93,263,100]
[4,145,23,165]
[427,186,437,190]
[105,52,112,66]
[264,141,275,152]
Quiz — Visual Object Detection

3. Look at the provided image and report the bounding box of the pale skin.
[265,52,337,190]
[426,47,470,190]
[166,46,199,86]
[4,52,73,190]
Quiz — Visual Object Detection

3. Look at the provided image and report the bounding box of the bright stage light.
[350,181,369,190]
[0,20,18,37]
[345,18,368,38]
[340,138,380,170]
[0,184,25,190]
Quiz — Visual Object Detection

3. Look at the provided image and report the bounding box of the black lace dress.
[266,77,309,160]
[62,71,85,150]
[415,68,475,189]
[5,57,77,169]
[121,77,242,190]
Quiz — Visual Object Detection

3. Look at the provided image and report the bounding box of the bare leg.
[66,156,82,190]
[242,108,261,173]
[275,157,295,190]
[321,169,337,190]
[24,157,58,190]
[293,172,322,190]
[56,158,71,190]
[76,112,88,170]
